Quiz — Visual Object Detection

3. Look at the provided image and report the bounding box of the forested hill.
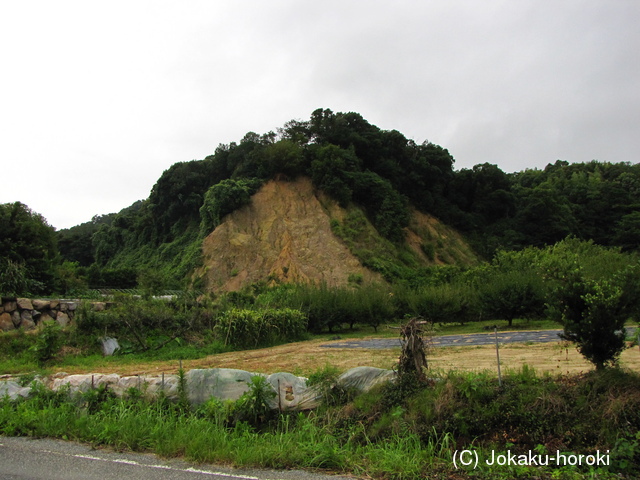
[55,108,640,290]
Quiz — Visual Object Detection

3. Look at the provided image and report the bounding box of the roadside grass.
[2,313,639,480]
[1,367,639,479]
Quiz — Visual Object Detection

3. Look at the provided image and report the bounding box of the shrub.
[214,308,307,348]
[74,295,198,352]
[31,321,61,366]
[478,269,546,327]
[542,238,639,369]
[552,273,628,369]
[273,283,395,332]
[306,364,353,406]
[232,376,277,426]
[405,282,480,325]
[199,178,262,235]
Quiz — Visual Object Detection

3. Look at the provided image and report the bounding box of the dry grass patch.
[56,338,640,377]
[429,341,640,375]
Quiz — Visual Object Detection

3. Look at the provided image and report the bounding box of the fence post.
[494,327,502,387]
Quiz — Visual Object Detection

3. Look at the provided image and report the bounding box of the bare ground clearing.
[57,338,640,378]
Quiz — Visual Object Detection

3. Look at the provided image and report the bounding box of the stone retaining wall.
[0,297,112,332]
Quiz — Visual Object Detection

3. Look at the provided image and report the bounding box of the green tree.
[479,269,545,327]
[511,185,575,247]
[553,270,627,370]
[55,261,88,296]
[613,211,640,252]
[0,259,29,296]
[199,178,262,235]
[257,139,304,178]
[310,144,358,206]
[0,202,58,295]
[409,283,479,325]
[543,238,638,369]
[149,160,225,240]
[349,171,410,241]
[137,268,167,297]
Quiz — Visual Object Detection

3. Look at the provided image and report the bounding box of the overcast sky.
[1,1,639,230]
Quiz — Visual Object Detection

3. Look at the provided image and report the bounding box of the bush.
[553,273,628,369]
[31,321,61,366]
[199,178,262,235]
[270,283,396,332]
[403,282,480,325]
[232,376,277,426]
[214,308,307,348]
[306,364,353,406]
[543,238,639,369]
[74,295,199,352]
[478,269,546,326]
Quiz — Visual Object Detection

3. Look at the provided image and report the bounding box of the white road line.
[69,453,261,478]
[40,448,260,479]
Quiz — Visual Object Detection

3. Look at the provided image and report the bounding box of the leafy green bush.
[74,295,202,353]
[478,269,546,326]
[0,259,30,296]
[306,364,354,407]
[542,238,639,369]
[199,178,262,235]
[265,283,396,332]
[31,321,62,366]
[214,308,307,348]
[403,282,480,325]
[0,202,57,295]
[232,376,277,426]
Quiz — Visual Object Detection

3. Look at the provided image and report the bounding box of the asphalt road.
[321,329,566,350]
[0,436,352,480]
[324,327,638,350]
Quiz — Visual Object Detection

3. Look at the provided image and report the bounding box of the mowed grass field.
[56,335,640,378]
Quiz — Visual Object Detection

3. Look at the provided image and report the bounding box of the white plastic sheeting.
[2,366,396,410]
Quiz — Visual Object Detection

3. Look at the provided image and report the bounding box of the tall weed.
[214,308,307,348]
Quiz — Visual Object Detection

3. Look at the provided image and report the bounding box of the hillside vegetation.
[43,108,639,293]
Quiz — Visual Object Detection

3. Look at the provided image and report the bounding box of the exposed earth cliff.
[197,177,476,292]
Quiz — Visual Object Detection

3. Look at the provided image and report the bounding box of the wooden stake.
[495,327,502,387]
[277,379,282,412]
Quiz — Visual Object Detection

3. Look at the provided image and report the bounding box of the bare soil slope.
[197,177,476,292]
[198,178,382,291]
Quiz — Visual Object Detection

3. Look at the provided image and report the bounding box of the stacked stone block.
[0,297,108,332]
